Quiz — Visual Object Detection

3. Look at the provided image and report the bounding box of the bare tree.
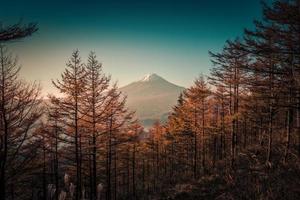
[52,50,86,200]
[83,52,111,199]
[0,45,42,200]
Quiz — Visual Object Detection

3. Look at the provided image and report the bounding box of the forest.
[0,0,300,199]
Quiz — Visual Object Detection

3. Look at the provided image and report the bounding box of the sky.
[0,0,264,96]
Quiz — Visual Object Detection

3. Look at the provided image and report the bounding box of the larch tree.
[254,0,300,163]
[183,75,211,177]
[0,45,42,200]
[210,40,248,167]
[52,49,87,200]
[104,84,133,200]
[44,96,65,200]
[83,51,111,200]
[126,121,143,199]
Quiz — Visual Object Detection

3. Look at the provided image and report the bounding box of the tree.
[104,84,133,200]
[126,121,143,199]
[44,96,64,200]
[52,49,87,200]
[183,75,211,176]
[0,45,42,200]
[83,52,111,200]
[234,0,300,164]
[210,40,248,167]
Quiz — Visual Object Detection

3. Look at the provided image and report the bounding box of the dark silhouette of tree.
[52,50,87,200]
[210,40,249,167]
[0,46,42,200]
[83,51,111,199]
[104,85,133,200]
[0,22,37,42]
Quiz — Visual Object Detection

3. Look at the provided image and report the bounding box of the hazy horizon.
[1,0,264,96]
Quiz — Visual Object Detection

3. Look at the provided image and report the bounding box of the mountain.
[119,73,185,128]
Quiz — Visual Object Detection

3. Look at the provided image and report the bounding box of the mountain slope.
[120,73,185,127]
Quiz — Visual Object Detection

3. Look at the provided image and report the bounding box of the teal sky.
[0,0,264,96]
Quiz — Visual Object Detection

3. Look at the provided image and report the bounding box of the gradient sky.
[0,0,264,96]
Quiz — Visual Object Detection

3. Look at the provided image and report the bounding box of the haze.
[0,0,263,96]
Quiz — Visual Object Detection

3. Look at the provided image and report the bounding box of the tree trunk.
[106,116,113,200]
[43,137,47,200]
[75,99,81,200]
[202,99,205,171]
[297,90,300,158]
[132,143,136,199]
[92,119,97,200]
[55,125,59,200]
[0,47,8,200]
[284,88,293,163]
[193,108,198,178]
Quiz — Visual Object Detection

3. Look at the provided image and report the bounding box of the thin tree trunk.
[43,136,47,200]
[89,140,93,200]
[202,99,205,171]
[92,121,97,200]
[284,88,293,163]
[193,108,197,178]
[213,136,217,168]
[127,150,130,196]
[221,96,225,159]
[0,47,8,200]
[92,77,97,200]
[297,90,300,157]
[55,125,59,200]
[266,61,274,165]
[114,145,117,200]
[132,143,136,199]
[75,94,81,200]
[142,159,145,194]
[107,116,113,200]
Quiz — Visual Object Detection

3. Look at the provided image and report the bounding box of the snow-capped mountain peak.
[120,73,185,128]
[140,73,162,82]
